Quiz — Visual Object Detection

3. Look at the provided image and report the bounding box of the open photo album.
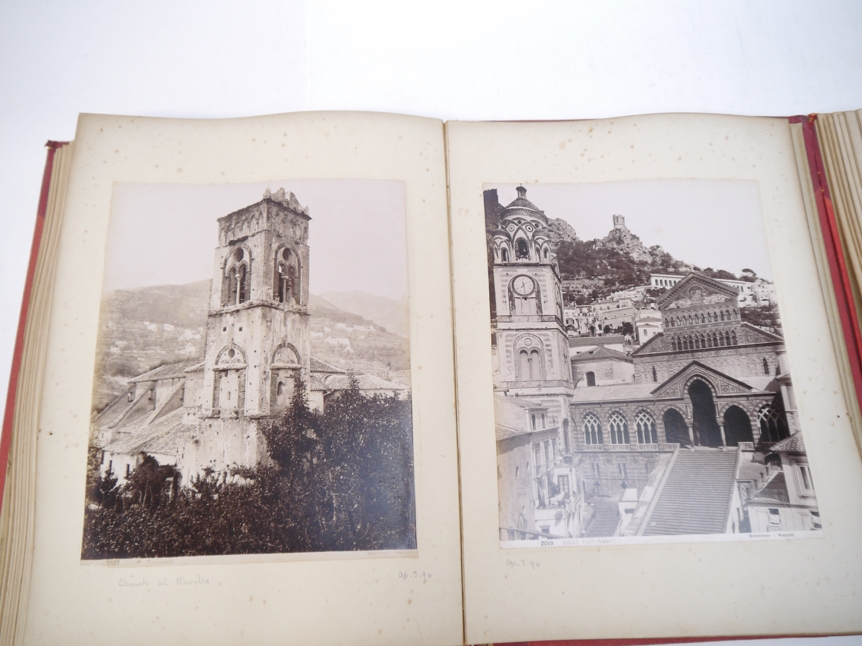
[1,110,861,645]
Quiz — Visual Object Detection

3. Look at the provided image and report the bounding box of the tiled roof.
[570,345,632,363]
[307,375,329,391]
[320,373,407,391]
[737,375,780,393]
[569,383,655,403]
[309,357,346,374]
[103,409,194,457]
[769,433,805,453]
[569,335,625,348]
[504,196,544,213]
[642,449,738,536]
[130,359,203,383]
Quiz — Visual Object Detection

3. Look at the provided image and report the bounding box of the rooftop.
[129,359,204,383]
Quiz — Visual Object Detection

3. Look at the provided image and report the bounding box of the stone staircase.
[642,449,738,536]
[584,500,621,538]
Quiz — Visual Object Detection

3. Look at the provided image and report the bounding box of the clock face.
[512,276,534,296]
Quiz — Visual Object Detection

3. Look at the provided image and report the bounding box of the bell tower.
[201,188,311,420]
[489,187,573,404]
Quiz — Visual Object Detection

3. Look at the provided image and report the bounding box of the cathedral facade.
[489,187,819,542]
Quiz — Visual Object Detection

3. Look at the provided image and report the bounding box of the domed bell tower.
[490,186,573,399]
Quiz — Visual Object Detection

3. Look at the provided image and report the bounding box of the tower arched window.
[634,411,658,444]
[608,411,630,445]
[583,413,602,445]
[763,358,769,375]
[274,247,300,305]
[501,247,508,262]
[223,247,251,306]
[516,238,529,259]
[543,247,549,260]
[518,347,543,381]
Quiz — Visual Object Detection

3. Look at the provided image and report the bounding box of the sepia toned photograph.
[83,180,415,559]
[487,181,822,546]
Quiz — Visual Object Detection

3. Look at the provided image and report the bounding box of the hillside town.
[486,187,820,543]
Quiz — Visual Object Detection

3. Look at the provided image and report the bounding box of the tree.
[82,375,416,559]
[124,454,178,509]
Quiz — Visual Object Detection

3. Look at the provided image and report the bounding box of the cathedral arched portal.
[662,408,690,446]
[687,379,723,447]
[723,405,754,446]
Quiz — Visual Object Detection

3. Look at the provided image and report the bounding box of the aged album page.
[446,114,862,644]
[24,112,463,646]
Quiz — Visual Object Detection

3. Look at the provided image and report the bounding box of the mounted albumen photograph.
[486,181,821,546]
[83,180,415,559]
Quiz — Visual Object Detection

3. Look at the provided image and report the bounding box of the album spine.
[787,115,862,425]
[0,142,68,512]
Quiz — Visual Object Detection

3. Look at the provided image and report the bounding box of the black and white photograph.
[487,181,822,546]
[83,180,416,559]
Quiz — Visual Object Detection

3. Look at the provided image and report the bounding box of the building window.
[563,419,571,453]
[501,247,508,262]
[586,371,596,387]
[558,475,571,498]
[583,412,602,445]
[652,366,658,383]
[634,410,658,444]
[516,238,529,259]
[531,413,536,430]
[767,508,782,531]
[223,246,251,306]
[608,411,630,445]
[275,247,300,305]
[796,463,815,494]
[810,510,822,530]
[757,403,789,442]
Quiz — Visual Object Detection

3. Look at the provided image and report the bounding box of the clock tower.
[489,186,574,423]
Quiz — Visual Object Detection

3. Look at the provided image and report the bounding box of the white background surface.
[1,1,861,644]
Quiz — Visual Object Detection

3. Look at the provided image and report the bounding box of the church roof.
[737,375,781,392]
[309,373,407,392]
[570,345,632,364]
[102,408,194,457]
[309,357,346,374]
[569,335,625,348]
[129,359,204,383]
[769,433,805,453]
[570,382,656,403]
[500,186,549,224]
